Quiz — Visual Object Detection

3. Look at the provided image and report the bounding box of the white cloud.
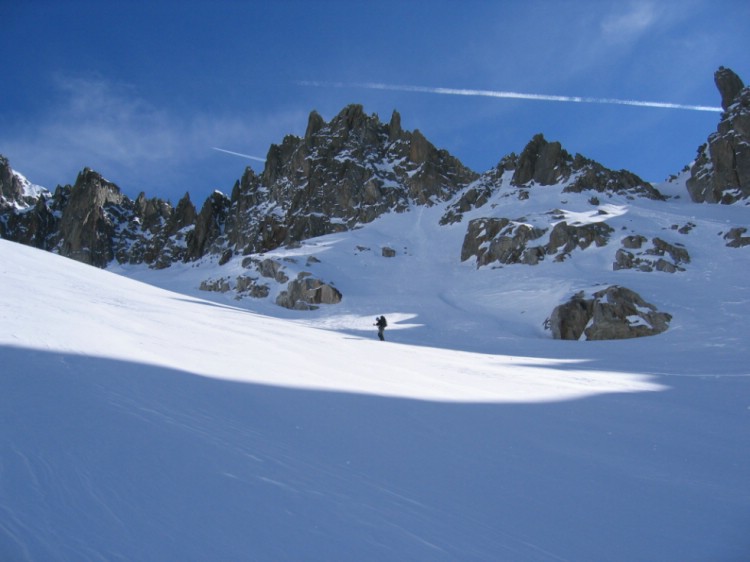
[0,75,303,196]
[600,1,658,44]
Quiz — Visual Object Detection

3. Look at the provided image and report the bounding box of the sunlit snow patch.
[1,240,666,405]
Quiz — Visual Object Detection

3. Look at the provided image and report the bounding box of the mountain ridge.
[1,67,748,338]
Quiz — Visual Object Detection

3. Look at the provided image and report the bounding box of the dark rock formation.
[510,134,664,200]
[548,286,672,340]
[547,292,592,340]
[442,134,664,226]
[724,227,750,248]
[715,66,745,112]
[224,105,478,256]
[276,273,342,310]
[546,221,614,259]
[461,216,614,268]
[382,246,397,257]
[440,164,510,225]
[460,218,545,266]
[687,67,750,203]
[56,169,126,267]
[186,191,231,261]
[235,275,271,298]
[512,134,570,186]
[613,237,690,273]
[0,155,27,204]
[0,105,478,273]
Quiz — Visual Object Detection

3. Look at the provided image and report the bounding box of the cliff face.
[687,67,750,204]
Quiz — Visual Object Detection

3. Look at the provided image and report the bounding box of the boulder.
[548,286,672,340]
[382,246,397,257]
[199,277,231,293]
[546,221,614,258]
[253,258,289,283]
[235,275,270,298]
[724,227,750,248]
[276,274,342,310]
[614,236,690,272]
[548,292,592,340]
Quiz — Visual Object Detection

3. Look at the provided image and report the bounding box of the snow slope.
[2,170,750,561]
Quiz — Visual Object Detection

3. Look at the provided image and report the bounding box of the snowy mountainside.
[111,162,750,357]
[2,65,750,560]
[2,237,750,561]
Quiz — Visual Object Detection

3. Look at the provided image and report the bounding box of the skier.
[374,315,387,341]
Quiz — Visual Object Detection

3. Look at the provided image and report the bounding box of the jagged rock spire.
[715,66,744,111]
[687,67,750,203]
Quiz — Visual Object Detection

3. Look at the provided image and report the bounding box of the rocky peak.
[305,110,326,143]
[504,134,663,199]
[687,67,750,203]
[56,169,126,267]
[511,134,571,186]
[228,104,477,255]
[0,155,26,204]
[168,193,196,234]
[135,192,172,232]
[388,110,403,142]
[187,191,230,261]
[715,66,745,111]
[71,168,124,207]
[0,156,58,247]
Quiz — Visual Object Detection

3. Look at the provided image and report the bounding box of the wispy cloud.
[0,75,293,195]
[298,81,722,113]
[600,1,658,44]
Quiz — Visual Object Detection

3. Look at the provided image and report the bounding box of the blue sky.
[2,0,748,204]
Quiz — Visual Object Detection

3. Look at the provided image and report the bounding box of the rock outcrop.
[715,66,745,112]
[613,236,690,273]
[276,274,342,310]
[442,134,665,227]
[0,155,28,204]
[510,134,664,200]
[460,216,614,268]
[548,286,672,341]
[55,169,128,267]
[223,105,478,256]
[686,67,750,203]
[724,227,750,248]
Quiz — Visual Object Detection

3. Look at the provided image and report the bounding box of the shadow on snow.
[1,346,749,561]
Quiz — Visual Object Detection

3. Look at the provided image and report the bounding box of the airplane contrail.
[211,147,266,162]
[298,81,722,113]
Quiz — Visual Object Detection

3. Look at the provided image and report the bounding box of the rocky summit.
[1,68,749,339]
[687,67,750,203]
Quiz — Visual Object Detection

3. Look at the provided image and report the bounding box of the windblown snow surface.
[2,174,750,561]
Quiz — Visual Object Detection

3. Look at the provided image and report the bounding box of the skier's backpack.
[381,316,387,327]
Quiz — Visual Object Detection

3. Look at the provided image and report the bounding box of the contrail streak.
[298,81,722,113]
[211,147,266,162]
